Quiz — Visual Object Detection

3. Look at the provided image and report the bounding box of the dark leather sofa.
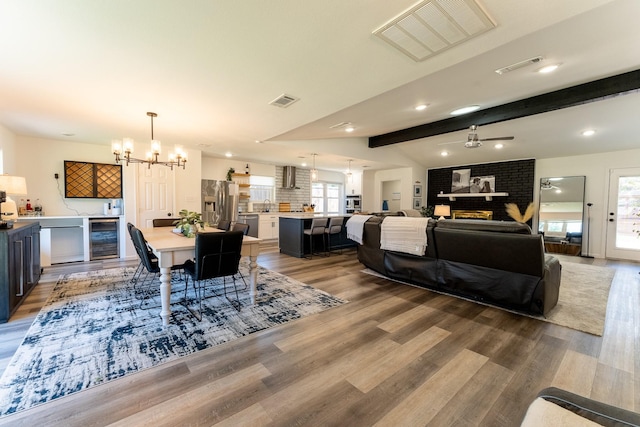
[357,217,561,315]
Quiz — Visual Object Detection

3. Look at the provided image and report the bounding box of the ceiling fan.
[540,179,560,191]
[438,125,515,148]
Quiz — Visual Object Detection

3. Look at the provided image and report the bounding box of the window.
[311,182,341,214]
[249,175,275,202]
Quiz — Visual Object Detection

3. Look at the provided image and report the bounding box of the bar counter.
[278,214,356,258]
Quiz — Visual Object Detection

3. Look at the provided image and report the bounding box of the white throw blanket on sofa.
[345,215,373,244]
[380,216,430,256]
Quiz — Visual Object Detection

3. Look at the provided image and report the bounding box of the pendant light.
[346,159,353,183]
[310,153,318,182]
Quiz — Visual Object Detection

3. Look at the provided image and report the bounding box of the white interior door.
[137,164,175,228]
[605,167,640,261]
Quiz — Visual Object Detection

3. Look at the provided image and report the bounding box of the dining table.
[140,226,262,325]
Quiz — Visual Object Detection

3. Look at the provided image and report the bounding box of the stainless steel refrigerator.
[201,180,238,227]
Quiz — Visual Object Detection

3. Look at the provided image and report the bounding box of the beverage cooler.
[89,218,119,260]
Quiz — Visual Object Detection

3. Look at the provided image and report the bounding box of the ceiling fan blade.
[437,140,465,146]
[479,136,514,142]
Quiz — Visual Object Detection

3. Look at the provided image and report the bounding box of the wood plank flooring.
[0,244,638,426]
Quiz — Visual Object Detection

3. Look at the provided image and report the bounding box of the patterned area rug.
[362,260,615,336]
[0,264,347,416]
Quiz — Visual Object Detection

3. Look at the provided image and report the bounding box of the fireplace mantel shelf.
[437,192,509,201]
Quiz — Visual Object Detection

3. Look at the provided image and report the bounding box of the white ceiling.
[0,0,638,174]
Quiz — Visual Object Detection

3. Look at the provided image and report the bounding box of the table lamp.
[434,204,450,220]
[0,175,28,226]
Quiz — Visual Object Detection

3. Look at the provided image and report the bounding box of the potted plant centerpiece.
[174,209,204,237]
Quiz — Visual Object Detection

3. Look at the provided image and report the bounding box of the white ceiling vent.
[495,56,543,75]
[269,94,300,108]
[373,0,496,62]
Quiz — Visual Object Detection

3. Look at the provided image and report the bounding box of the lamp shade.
[0,175,27,221]
[0,175,28,195]
[434,204,450,220]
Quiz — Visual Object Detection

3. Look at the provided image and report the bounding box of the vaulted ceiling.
[0,0,638,173]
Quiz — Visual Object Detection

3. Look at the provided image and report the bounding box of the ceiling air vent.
[495,56,543,75]
[269,94,300,108]
[373,0,496,62]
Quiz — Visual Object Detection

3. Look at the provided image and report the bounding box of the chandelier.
[111,112,187,169]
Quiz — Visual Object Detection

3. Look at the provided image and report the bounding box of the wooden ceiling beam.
[369,68,640,148]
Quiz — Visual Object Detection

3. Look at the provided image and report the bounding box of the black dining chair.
[152,218,177,227]
[128,224,161,308]
[216,220,231,231]
[183,231,246,318]
[231,222,250,235]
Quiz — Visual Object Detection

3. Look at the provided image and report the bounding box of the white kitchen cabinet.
[259,214,279,240]
[345,172,362,196]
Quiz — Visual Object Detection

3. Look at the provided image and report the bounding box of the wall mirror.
[538,176,586,255]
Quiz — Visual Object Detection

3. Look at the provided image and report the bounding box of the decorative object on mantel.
[505,202,535,223]
[434,204,450,221]
[226,167,235,181]
[174,209,203,237]
[111,112,187,170]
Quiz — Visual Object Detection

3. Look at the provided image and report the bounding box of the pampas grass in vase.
[505,202,535,223]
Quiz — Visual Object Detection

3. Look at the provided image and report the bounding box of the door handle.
[609,218,614,222]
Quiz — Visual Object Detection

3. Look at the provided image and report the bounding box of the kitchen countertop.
[17,215,122,220]
[278,213,352,219]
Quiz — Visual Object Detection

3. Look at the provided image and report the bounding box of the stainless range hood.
[282,166,297,188]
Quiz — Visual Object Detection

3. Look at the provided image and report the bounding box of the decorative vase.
[382,200,389,211]
[182,223,198,238]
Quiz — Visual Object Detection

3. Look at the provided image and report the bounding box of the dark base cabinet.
[279,216,356,258]
[0,222,41,323]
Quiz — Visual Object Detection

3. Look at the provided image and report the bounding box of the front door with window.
[605,168,640,261]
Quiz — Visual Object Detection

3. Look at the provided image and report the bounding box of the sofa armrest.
[521,387,640,426]
[539,255,561,315]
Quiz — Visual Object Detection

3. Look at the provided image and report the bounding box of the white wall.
[367,166,424,213]
[0,124,17,174]
[536,148,640,259]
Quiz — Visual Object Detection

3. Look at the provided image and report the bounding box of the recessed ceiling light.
[62,132,75,137]
[450,105,480,116]
[440,151,449,157]
[538,64,560,74]
[345,126,355,133]
[255,140,263,144]
[582,129,596,137]
[225,152,232,157]
[415,104,428,111]
[555,189,562,194]
[301,162,307,167]
[494,143,504,149]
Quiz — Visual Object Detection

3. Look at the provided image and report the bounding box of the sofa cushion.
[434,228,545,277]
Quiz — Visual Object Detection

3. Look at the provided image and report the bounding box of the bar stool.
[304,218,328,259]
[324,217,343,256]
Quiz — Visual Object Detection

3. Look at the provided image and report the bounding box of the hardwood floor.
[0,244,638,426]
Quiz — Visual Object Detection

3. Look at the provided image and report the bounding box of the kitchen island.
[279,214,356,258]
